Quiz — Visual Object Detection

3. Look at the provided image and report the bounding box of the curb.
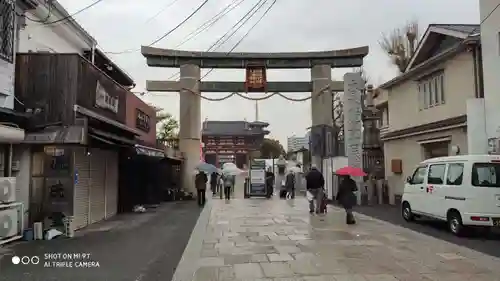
[171,201,212,281]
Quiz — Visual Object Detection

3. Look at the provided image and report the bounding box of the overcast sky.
[59,0,478,146]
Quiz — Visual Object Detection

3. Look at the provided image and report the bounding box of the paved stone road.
[175,198,500,281]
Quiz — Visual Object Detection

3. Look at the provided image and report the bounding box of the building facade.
[375,24,482,204]
[202,120,269,168]
[16,53,140,230]
[125,93,156,146]
[480,0,500,153]
[287,133,309,153]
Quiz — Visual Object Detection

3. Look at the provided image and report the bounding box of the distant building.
[202,120,269,168]
[287,132,310,153]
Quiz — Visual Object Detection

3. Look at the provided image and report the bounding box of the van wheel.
[402,202,414,222]
[447,211,464,236]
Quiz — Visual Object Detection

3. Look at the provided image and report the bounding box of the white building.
[287,133,309,153]
[479,0,500,153]
[18,0,95,53]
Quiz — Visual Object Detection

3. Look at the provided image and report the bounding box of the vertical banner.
[343,72,364,205]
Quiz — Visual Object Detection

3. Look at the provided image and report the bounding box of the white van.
[402,155,500,236]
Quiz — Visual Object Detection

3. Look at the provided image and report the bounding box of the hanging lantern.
[245,64,267,92]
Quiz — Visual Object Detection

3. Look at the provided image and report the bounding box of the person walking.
[305,164,325,214]
[285,169,295,199]
[265,168,275,198]
[223,174,234,200]
[195,171,208,206]
[336,175,358,224]
[210,172,218,196]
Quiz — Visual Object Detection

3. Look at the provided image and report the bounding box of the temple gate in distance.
[141,46,368,195]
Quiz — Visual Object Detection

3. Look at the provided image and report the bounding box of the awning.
[135,144,165,158]
[74,105,141,136]
[89,128,136,146]
[23,126,85,144]
[0,124,25,143]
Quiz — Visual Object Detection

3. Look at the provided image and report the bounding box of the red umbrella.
[335,166,367,177]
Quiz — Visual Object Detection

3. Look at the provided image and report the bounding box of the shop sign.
[95,81,119,113]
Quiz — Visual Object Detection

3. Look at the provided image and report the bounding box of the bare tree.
[352,66,369,85]
[379,20,420,73]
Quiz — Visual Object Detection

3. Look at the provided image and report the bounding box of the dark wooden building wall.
[76,57,126,123]
[15,54,79,126]
[15,53,127,127]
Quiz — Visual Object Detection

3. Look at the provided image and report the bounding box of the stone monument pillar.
[343,72,364,205]
[178,64,201,195]
[310,64,332,169]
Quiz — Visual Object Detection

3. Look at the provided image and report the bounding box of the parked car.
[402,155,500,236]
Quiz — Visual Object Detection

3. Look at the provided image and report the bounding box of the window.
[428,164,446,184]
[446,163,464,185]
[0,0,14,63]
[418,71,445,109]
[409,166,427,184]
[472,163,500,188]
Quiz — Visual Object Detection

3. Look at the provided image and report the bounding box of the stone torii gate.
[141,46,368,194]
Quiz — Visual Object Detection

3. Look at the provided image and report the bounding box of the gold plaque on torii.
[245,64,267,92]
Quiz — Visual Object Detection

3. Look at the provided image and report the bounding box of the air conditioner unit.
[0,177,16,203]
[0,207,19,239]
[11,161,20,171]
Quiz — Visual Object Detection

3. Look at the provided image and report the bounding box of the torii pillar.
[310,65,333,169]
[178,64,201,194]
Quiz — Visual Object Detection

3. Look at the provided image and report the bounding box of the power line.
[166,0,269,80]
[175,0,246,48]
[107,0,210,54]
[206,0,267,51]
[202,0,277,79]
[31,0,106,25]
[144,0,182,24]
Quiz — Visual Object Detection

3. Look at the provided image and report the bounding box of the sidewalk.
[175,198,500,281]
[0,202,202,281]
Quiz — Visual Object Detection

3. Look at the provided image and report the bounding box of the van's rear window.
[472,163,500,187]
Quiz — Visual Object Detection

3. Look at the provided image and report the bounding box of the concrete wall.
[125,93,157,145]
[386,52,475,132]
[480,0,500,140]
[383,127,467,201]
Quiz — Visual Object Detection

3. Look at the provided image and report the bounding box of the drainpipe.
[477,45,484,98]
[91,43,96,64]
[472,47,479,98]
[471,44,485,99]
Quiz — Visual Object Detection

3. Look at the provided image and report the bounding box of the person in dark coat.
[305,164,325,213]
[337,175,358,224]
[195,171,208,206]
[265,168,275,198]
[210,172,218,195]
[285,170,295,199]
